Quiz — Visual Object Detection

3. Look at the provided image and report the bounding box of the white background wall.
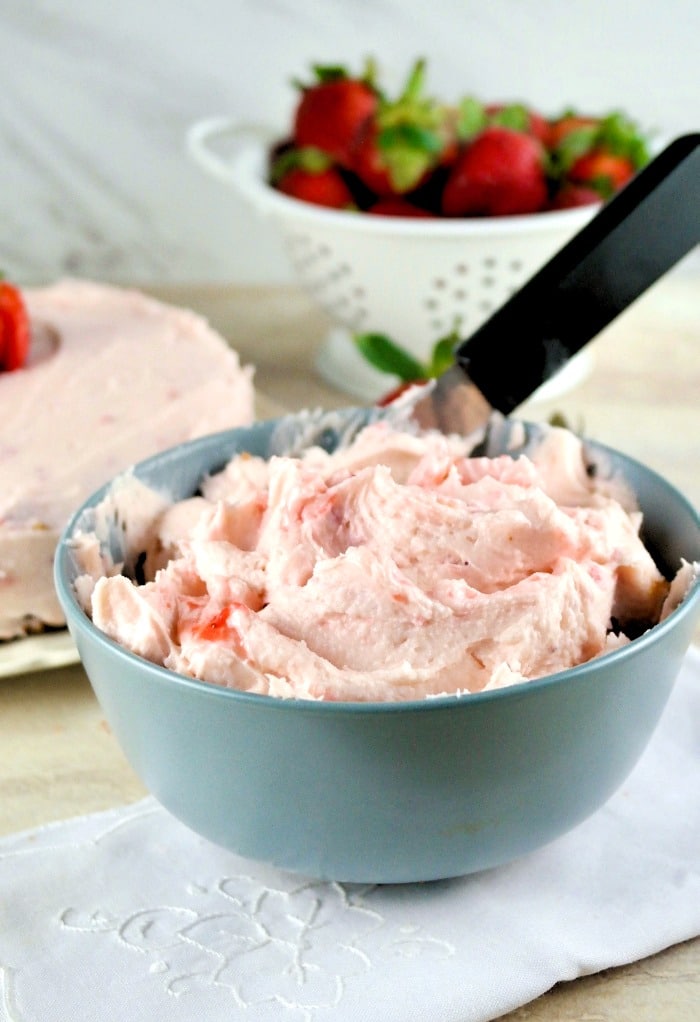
[2,0,698,286]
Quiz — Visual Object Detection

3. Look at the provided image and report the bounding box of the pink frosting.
[82,422,682,701]
[0,280,254,639]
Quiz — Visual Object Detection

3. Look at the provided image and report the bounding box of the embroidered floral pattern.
[60,873,454,1018]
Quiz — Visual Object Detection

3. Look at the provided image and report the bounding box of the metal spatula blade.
[412,133,699,436]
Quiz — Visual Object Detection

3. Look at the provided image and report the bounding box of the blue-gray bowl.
[54,412,700,883]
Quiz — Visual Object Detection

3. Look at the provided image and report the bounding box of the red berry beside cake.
[0,279,255,640]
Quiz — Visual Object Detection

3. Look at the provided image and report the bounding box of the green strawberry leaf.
[547,111,652,179]
[585,174,617,200]
[597,112,651,167]
[456,96,487,140]
[374,131,439,192]
[269,146,332,184]
[549,125,599,175]
[295,57,380,94]
[488,103,530,132]
[355,327,460,382]
[400,57,428,104]
[311,64,350,83]
[427,333,458,377]
[354,333,428,380]
[378,122,444,155]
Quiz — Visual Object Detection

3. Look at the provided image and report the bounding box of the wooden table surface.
[1,271,698,1021]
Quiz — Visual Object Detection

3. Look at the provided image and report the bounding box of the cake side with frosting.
[0,279,255,639]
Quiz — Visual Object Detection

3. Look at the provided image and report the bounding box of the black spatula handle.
[456,133,700,414]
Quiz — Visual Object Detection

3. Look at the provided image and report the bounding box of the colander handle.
[456,133,700,414]
[186,117,275,198]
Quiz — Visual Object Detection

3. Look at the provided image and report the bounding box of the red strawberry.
[375,379,424,406]
[350,59,451,196]
[271,147,355,209]
[277,165,354,209]
[548,183,602,209]
[350,121,395,196]
[546,111,649,198]
[441,126,548,217]
[0,280,30,372]
[567,149,635,198]
[525,110,549,144]
[367,197,433,217]
[293,63,378,168]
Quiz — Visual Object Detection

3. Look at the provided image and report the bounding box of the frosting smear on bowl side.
[73,421,696,701]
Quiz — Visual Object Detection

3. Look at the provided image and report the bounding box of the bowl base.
[315,327,594,404]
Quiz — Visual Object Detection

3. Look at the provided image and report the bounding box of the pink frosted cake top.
[1,279,255,639]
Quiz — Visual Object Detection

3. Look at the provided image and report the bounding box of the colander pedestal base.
[315,328,394,401]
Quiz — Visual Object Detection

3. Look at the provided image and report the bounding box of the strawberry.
[277,166,354,209]
[292,62,379,168]
[547,111,650,193]
[275,59,653,219]
[350,59,452,196]
[367,197,433,217]
[270,147,355,209]
[0,280,30,372]
[375,379,423,406]
[355,327,457,403]
[567,149,635,198]
[559,110,650,200]
[349,122,396,196]
[548,182,602,209]
[441,126,548,217]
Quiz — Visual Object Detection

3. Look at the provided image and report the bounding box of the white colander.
[187,117,598,400]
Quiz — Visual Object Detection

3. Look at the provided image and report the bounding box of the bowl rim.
[54,417,700,717]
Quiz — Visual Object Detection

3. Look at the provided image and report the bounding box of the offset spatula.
[413,133,700,435]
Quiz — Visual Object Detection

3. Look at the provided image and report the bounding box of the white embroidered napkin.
[1,647,699,1022]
